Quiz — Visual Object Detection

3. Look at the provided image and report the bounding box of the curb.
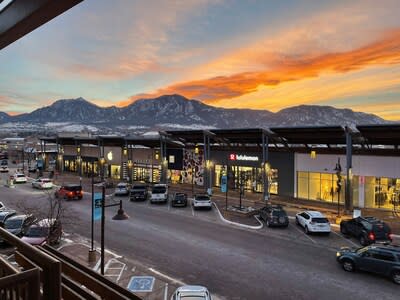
[212,202,263,230]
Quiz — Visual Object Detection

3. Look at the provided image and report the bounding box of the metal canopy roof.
[269,126,346,145]
[0,0,83,50]
[165,130,212,144]
[356,124,400,146]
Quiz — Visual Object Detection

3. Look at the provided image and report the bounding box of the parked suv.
[130,184,148,201]
[336,245,400,284]
[340,216,393,246]
[171,192,188,207]
[55,184,83,200]
[193,194,212,210]
[295,210,331,234]
[259,205,289,227]
[150,184,168,204]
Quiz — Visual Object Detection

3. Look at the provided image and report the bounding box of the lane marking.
[148,267,186,286]
[289,223,317,244]
[331,230,360,247]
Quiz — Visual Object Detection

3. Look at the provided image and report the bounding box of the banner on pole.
[221,175,227,193]
[93,192,102,221]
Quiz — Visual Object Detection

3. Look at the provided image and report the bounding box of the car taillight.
[68,192,73,196]
[368,232,375,241]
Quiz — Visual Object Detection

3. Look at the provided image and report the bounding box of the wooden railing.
[0,227,141,300]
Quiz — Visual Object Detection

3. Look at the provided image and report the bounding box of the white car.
[150,184,168,203]
[295,210,331,234]
[192,194,212,210]
[0,165,8,173]
[114,182,130,196]
[171,285,212,300]
[31,178,53,189]
[13,173,27,183]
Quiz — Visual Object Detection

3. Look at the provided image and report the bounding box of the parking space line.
[289,223,317,244]
[190,199,195,217]
[331,230,359,247]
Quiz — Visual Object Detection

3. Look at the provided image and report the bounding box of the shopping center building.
[39,124,400,211]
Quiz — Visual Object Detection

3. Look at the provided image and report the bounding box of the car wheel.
[342,259,355,272]
[392,271,400,284]
[304,226,310,235]
[359,235,367,246]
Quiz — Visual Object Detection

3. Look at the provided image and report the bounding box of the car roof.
[176,285,209,293]
[359,216,384,224]
[37,218,58,227]
[367,245,400,253]
[304,211,325,217]
[0,210,16,216]
[6,214,32,221]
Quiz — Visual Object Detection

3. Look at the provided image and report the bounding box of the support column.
[262,131,269,201]
[345,127,353,212]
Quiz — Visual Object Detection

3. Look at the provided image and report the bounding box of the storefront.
[208,151,294,196]
[295,153,400,209]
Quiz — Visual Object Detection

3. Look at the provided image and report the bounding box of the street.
[0,174,398,300]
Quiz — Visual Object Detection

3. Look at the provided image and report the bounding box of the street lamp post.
[100,184,129,275]
[334,158,342,217]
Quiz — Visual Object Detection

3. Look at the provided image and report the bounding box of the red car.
[55,184,83,200]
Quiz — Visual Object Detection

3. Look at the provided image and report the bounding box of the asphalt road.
[1,175,398,300]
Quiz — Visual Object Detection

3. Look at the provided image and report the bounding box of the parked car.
[0,165,8,173]
[114,182,130,196]
[0,202,6,210]
[3,214,36,237]
[259,205,289,227]
[21,218,62,246]
[150,184,168,204]
[340,216,393,246]
[31,178,53,189]
[336,245,400,284]
[129,184,148,201]
[55,184,83,200]
[28,165,37,173]
[13,173,27,183]
[193,194,212,210]
[295,210,331,234]
[170,285,212,300]
[0,210,17,226]
[171,192,188,207]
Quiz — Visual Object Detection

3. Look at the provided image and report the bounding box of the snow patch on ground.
[156,123,216,130]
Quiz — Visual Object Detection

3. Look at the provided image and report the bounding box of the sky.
[1,0,400,120]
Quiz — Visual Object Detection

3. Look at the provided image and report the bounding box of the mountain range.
[0,94,389,133]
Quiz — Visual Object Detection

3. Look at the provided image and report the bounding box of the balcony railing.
[0,227,141,300]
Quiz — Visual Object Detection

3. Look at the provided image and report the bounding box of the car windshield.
[5,219,23,229]
[372,223,390,232]
[65,186,81,191]
[42,179,51,183]
[132,185,146,190]
[272,210,286,217]
[117,184,127,188]
[196,196,210,201]
[16,174,25,178]
[152,186,166,193]
[356,246,370,255]
[175,194,186,200]
[312,218,329,223]
[25,226,48,237]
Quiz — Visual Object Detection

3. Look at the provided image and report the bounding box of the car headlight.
[336,252,341,257]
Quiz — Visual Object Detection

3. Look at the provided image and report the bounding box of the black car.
[129,184,148,201]
[0,210,17,226]
[340,216,392,246]
[259,205,289,227]
[336,245,400,284]
[171,193,188,207]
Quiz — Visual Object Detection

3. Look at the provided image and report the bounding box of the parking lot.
[1,169,400,299]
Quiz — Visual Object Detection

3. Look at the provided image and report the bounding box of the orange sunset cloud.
[118,29,400,107]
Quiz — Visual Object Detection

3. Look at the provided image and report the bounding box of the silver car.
[114,182,130,196]
[171,285,212,300]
